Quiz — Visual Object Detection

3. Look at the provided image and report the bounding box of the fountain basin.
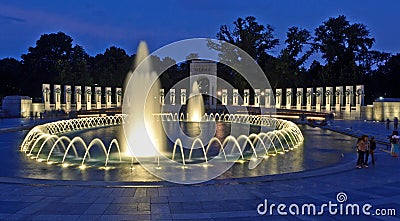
[10,115,357,182]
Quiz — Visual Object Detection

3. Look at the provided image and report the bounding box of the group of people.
[386,117,399,130]
[356,135,376,168]
[390,131,399,157]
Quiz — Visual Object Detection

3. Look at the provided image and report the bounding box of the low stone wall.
[366,99,400,121]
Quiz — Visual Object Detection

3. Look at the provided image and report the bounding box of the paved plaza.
[0,120,399,220]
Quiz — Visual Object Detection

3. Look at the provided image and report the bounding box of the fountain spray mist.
[186,81,205,122]
[122,41,165,157]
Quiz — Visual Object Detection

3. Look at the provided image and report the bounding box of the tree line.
[0,15,399,104]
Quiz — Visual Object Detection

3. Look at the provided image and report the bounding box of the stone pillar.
[275,89,282,108]
[243,89,249,106]
[335,86,343,112]
[306,88,313,111]
[286,88,293,109]
[65,85,72,112]
[105,87,112,108]
[75,86,82,111]
[355,85,364,112]
[95,87,102,109]
[232,89,239,106]
[345,86,353,112]
[254,89,260,107]
[222,89,228,105]
[42,84,51,111]
[325,87,333,112]
[296,88,303,110]
[53,84,61,110]
[116,88,122,107]
[85,86,92,110]
[170,89,176,105]
[265,89,272,108]
[160,89,165,105]
[315,87,323,111]
[180,89,186,105]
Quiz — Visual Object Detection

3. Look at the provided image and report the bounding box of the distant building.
[2,95,34,118]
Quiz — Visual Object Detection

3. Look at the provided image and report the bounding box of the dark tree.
[0,58,23,98]
[370,54,400,99]
[216,16,279,62]
[60,45,91,85]
[276,26,313,87]
[313,15,375,85]
[89,46,132,87]
[21,32,75,97]
[211,16,279,92]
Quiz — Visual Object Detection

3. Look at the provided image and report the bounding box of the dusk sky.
[1,0,399,62]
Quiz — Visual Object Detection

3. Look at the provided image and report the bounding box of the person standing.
[392,134,399,157]
[386,118,391,130]
[356,135,368,168]
[364,137,370,166]
[394,117,399,130]
[368,136,376,165]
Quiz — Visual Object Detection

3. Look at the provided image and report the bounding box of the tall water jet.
[122,41,165,157]
[186,81,205,122]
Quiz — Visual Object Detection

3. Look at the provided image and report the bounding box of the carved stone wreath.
[275,91,281,97]
[335,90,342,96]
[42,87,50,94]
[116,90,122,96]
[345,89,352,96]
[296,91,302,97]
[356,88,363,96]
[106,90,112,95]
[76,89,82,95]
[286,91,292,97]
[325,90,332,96]
[315,90,321,97]
[85,89,92,95]
[66,88,72,94]
[96,89,102,95]
[54,88,61,94]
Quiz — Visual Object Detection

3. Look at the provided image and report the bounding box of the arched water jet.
[61,137,88,164]
[47,136,73,162]
[171,139,186,166]
[205,137,227,161]
[81,138,108,167]
[35,135,59,159]
[188,138,207,163]
[105,139,122,168]
[222,135,244,160]
[236,135,258,158]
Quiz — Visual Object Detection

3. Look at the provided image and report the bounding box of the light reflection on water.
[0,123,356,182]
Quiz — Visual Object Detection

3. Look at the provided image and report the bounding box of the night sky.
[1,0,399,63]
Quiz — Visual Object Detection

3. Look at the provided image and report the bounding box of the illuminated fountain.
[186,81,205,122]
[122,41,164,157]
[19,40,305,183]
[20,114,304,169]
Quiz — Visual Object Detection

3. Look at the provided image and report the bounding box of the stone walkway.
[323,119,395,146]
[0,120,399,220]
